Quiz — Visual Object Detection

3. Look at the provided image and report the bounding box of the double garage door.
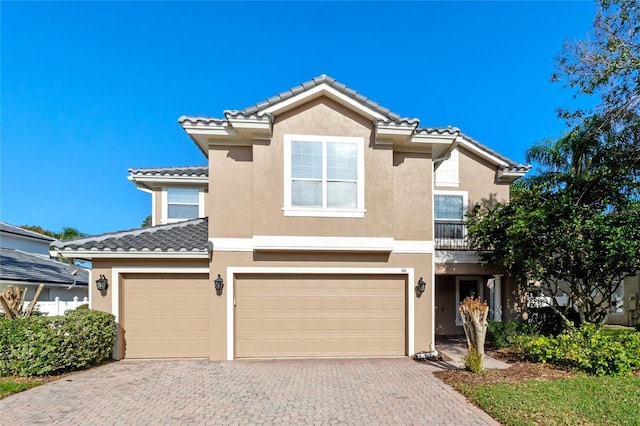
[122,273,406,359]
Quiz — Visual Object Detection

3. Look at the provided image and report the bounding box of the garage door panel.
[122,274,210,359]
[235,274,405,358]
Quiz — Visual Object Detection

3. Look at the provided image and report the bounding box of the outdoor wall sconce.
[214,274,224,296]
[95,274,109,291]
[416,277,426,297]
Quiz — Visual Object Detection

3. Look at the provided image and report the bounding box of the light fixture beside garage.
[95,274,108,291]
[214,274,224,296]
[416,277,426,297]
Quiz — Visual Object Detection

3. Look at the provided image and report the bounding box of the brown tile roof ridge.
[128,166,208,177]
[237,74,420,124]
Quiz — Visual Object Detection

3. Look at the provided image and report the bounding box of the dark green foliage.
[0,310,116,377]
[636,322,640,332]
[487,321,538,349]
[19,225,87,241]
[517,324,640,376]
[527,307,578,336]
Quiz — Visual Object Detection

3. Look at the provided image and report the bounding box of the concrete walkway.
[1,358,500,425]
[436,338,510,370]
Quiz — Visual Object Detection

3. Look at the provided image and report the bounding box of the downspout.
[427,134,460,360]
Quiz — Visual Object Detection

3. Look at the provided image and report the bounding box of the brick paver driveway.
[1,358,498,425]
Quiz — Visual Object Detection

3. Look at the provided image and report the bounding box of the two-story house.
[52,75,531,360]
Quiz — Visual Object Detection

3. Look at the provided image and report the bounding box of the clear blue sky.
[1,1,596,236]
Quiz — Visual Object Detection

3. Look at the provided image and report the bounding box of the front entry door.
[456,276,482,325]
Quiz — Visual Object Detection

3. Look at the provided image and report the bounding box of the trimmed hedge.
[517,323,640,376]
[0,309,116,377]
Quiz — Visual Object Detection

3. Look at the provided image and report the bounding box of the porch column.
[493,274,503,321]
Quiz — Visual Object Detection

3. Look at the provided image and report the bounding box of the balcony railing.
[434,221,470,250]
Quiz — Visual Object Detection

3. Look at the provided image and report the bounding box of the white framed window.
[284,134,365,218]
[434,190,468,241]
[161,188,205,224]
[435,148,459,187]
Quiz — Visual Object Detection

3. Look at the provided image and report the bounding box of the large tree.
[467,0,640,326]
[553,0,640,120]
[468,116,640,325]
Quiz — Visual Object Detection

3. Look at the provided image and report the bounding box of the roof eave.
[128,174,208,188]
[497,169,530,183]
[52,249,209,260]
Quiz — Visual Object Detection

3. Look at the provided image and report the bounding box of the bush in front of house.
[487,320,539,349]
[0,309,116,377]
[516,323,640,376]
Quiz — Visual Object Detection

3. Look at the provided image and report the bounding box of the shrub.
[0,309,116,377]
[464,348,484,373]
[636,322,640,332]
[487,320,538,348]
[517,324,640,376]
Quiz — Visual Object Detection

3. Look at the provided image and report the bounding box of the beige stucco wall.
[208,96,433,241]
[208,146,253,238]
[250,97,396,237]
[455,146,511,207]
[152,188,162,226]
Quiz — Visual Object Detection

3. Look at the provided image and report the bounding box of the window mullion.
[322,141,327,208]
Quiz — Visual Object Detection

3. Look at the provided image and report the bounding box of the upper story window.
[284,134,365,218]
[435,148,459,187]
[434,191,468,242]
[161,188,205,224]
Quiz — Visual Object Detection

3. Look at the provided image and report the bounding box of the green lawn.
[458,376,640,426]
[0,378,46,399]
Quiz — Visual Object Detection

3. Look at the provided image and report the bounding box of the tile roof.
[235,74,420,125]
[51,218,208,254]
[178,74,530,169]
[459,133,530,169]
[0,248,89,286]
[0,222,56,242]
[128,166,208,177]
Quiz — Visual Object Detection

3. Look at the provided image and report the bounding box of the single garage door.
[235,274,406,358]
[121,273,210,358]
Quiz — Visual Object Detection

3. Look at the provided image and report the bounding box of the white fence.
[28,297,89,316]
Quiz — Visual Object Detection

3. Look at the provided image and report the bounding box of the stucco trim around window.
[283,134,365,218]
[160,188,205,224]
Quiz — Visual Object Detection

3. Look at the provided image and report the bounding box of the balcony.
[434,221,471,250]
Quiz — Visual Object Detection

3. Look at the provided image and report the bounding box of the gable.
[179,75,529,180]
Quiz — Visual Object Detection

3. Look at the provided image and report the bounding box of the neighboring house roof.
[128,166,209,178]
[0,222,56,243]
[0,248,89,286]
[51,218,209,258]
